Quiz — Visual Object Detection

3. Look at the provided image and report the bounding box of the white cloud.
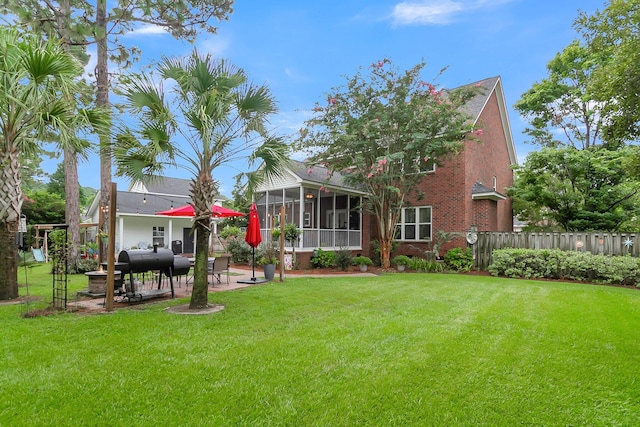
[392,0,464,25]
[269,109,314,137]
[391,0,513,26]
[127,25,169,36]
[197,35,231,58]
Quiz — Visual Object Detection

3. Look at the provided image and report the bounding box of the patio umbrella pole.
[251,246,256,281]
[238,202,268,284]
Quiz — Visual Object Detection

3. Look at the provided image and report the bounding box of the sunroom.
[254,161,368,254]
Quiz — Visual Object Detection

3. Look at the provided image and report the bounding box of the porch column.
[118,215,124,253]
[298,186,304,250]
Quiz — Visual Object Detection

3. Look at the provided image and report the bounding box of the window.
[397,206,432,241]
[411,155,435,174]
[152,226,165,247]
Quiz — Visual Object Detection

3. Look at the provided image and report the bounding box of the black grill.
[118,247,175,273]
[115,245,190,299]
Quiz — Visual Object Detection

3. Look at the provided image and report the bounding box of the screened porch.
[255,186,364,251]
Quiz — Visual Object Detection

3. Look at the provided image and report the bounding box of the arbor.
[0,28,97,299]
[297,59,479,268]
[575,0,640,144]
[116,52,288,309]
[508,146,640,231]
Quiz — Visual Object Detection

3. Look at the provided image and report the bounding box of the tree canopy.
[575,0,640,144]
[296,59,480,268]
[509,146,640,232]
[511,1,640,232]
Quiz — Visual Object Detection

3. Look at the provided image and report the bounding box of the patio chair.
[208,254,231,286]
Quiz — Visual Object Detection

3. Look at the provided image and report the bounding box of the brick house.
[255,76,516,266]
[392,75,516,258]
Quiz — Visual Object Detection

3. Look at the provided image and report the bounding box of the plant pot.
[359,264,368,272]
[397,265,406,272]
[263,264,276,281]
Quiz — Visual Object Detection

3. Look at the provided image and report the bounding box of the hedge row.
[488,248,640,287]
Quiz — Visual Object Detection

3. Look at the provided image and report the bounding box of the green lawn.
[2,265,640,426]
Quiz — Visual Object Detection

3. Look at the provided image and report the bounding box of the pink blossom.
[313,106,322,112]
[377,60,384,68]
[367,173,373,178]
[473,129,484,136]
[424,156,429,162]
[307,168,313,175]
[374,118,379,122]
[328,97,337,105]
[475,82,482,87]
[378,158,387,165]
[319,186,325,191]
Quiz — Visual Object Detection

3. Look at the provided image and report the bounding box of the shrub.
[219,226,242,241]
[488,248,640,286]
[334,248,353,271]
[311,248,335,268]
[226,239,253,264]
[392,255,411,266]
[444,247,473,272]
[407,257,446,272]
[353,256,373,266]
[75,258,98,273]
[257,244,278,265]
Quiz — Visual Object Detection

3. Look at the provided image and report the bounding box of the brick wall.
[390,85,513,256]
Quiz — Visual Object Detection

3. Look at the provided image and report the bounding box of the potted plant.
[97,229,108,244]
[352,256,373,272]
[392,255,411,272]
[257,245,279,280]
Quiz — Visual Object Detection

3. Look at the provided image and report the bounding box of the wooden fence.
[474,232,640,270]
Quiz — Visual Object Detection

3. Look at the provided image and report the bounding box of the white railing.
[263,228,362,250]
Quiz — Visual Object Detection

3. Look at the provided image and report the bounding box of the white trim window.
[152,226,165,247]
[397,206,432,241]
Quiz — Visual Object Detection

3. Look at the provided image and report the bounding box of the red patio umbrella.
[156,204,245,218]
[244,203,262,282]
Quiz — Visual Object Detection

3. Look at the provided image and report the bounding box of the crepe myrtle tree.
[297,59,480,268]
[115,51,289,309]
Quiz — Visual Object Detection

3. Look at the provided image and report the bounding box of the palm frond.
[245,135,291,195]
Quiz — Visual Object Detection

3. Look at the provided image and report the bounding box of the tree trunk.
[0,149,22,299]
[380,237,391,269]
[96,0,111,262]
[64,149,80,262]
[0,221,19,300]
[60,0,79,264]
[189,219,211,309]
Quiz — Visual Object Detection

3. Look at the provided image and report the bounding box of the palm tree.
[0,27,103,300]
[116,51,289,309]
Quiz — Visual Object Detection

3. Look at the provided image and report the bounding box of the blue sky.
[68,0,606,197]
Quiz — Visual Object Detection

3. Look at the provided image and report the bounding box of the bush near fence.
[475,232,640,270]
[488,248,640,287]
